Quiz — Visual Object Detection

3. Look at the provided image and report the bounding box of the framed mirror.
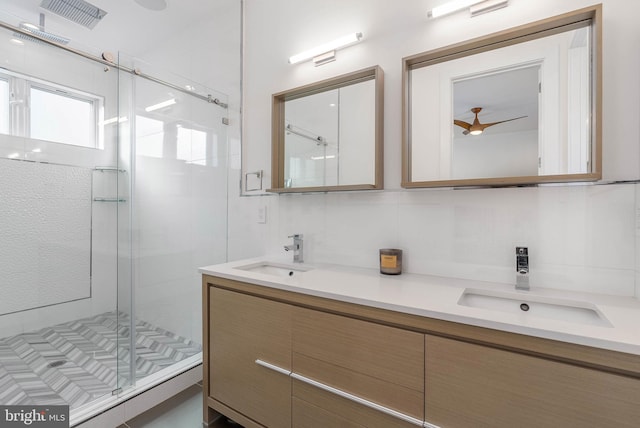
[269,66,383,193]
[402,5,601,188]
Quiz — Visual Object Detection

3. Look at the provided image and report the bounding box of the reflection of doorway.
[451,63,541,180]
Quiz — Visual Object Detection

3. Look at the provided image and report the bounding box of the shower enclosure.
[0,9,231,425]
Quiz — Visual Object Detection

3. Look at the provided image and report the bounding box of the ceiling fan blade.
[480,115,527,131]
[454,119,472,131]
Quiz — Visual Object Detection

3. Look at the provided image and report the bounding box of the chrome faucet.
[284,234,304,263]
[515,246,529,291]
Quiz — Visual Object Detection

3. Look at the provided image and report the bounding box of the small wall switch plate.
[257,206,267,224]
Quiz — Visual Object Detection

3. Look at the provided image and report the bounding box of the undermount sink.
[458,288,612,327]
[234,261,312,278]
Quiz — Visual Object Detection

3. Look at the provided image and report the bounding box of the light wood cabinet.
[292,380,418,428]
[203,275,640,428]
[205,286,292,428]
[292,307,424,427]
[425,334,640,428]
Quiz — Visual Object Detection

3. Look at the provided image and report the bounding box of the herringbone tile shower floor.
[0,312,201,409]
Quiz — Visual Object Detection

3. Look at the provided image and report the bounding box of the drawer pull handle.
[291,372,424,427]
[255,359,292,376]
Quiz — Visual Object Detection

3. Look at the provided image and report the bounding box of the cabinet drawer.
[209,287,292,428]
[293,307,424,420]
[425,335,640,428]
[293,379,420,428]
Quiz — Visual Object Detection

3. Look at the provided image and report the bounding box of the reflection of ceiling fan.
[454,107,527,136]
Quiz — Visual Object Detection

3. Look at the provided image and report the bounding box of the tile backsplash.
[267,183,637,297]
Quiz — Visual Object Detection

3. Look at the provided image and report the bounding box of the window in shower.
[176,125,207,165]
[30,85,98,148]
[0,69,103,148]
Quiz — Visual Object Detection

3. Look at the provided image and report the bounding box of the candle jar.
[379,249,403,275]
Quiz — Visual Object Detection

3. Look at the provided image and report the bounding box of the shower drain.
[48,360,67,368]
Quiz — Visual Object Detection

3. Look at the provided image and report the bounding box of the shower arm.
[0,19,228,109]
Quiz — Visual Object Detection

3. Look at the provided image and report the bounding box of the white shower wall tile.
[0,160,92,315]
[322,192,399,267]
[270,183,637,297]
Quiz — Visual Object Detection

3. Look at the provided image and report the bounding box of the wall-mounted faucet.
[284,234,304,263]
[515,246,529,291]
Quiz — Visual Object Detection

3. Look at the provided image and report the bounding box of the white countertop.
[200,257,640,356]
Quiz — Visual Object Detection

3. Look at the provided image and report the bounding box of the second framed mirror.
[402,5,602,188]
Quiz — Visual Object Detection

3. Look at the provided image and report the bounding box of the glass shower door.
[117,53,229,387]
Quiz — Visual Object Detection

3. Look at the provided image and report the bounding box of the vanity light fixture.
[470,0,509,17]
[288,32,363,66]
[428,0,508,19]
[145,98,176,112]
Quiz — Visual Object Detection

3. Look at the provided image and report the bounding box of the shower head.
[40,0,108,29]
[13,21,70,45]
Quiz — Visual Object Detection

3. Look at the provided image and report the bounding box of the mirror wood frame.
[401,5,602,188]
[269,65,384,193]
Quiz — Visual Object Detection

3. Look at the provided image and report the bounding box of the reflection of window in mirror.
[403,5,601,188]
[270,65,384,193]
[284,81,375,188]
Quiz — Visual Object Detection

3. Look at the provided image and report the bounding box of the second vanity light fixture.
[288,32,363,66]
[428,0,508,19]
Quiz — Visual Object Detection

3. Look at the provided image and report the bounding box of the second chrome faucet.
[516,246,529,291]
[284,234,304,263]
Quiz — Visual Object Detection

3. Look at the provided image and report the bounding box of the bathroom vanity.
[201,259,640,428]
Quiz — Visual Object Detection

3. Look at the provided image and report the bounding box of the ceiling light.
[32,148,42,153]
[145,98,176,112]
[311,155,336,160]
[469,129,483,136]
[428,0,507,19]
[289,32,363,65]
[8,153,20,159]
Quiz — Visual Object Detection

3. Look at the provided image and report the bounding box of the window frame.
[0,68,104,149]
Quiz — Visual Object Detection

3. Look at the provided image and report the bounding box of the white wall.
[236,0,640,297]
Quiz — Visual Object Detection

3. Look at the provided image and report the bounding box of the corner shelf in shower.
[93,197,127,203]
[92,166,127,202]
[93,166,127,173]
